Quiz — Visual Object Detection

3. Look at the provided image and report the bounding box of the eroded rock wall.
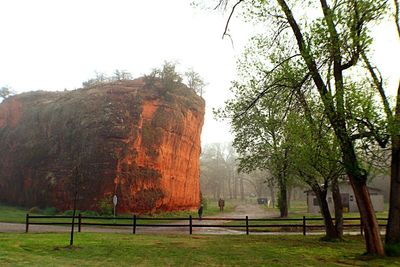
[0,79,204,213]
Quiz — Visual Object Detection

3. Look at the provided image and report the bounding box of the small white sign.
[113,195,118,206]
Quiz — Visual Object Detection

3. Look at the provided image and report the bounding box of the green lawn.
[221,200,388,232]
[0,199,235,225]
[0,233,399,266]
[0,204,30,223]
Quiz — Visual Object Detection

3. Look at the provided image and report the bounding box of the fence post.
[246,216,249,235]
[303,216,306,236]
[25,213,29,233]
[78,213,82,233]
[133,215,136,234]
[189,215,193,235]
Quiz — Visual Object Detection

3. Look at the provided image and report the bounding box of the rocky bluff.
[0,78,205,213]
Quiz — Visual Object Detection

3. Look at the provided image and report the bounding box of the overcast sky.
[0,0,398,145]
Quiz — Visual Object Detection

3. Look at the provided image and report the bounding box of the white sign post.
[113,194,118,218]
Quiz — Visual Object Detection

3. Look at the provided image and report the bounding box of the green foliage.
[0,85,14,100]
[184,68,206,96]
[201,197,208,210]
[146,61,182,90]
[28,206,41,214]
[82,70,134,88]
[79,210,99,216]
[1,233,400,265]
[97,196,113,216]
[385,242,400,257]
[42,207,58,215]
[63,210,76,216]
[144,61,206,96]
[82,71,110,88]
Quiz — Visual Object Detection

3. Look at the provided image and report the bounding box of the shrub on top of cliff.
[143,61,206,98]
[184,68,206,97]
[82,70,133,88]
[144,61,182,91]
[0,85,14,101]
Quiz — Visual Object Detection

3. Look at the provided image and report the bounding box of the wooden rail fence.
[25,214,388,235]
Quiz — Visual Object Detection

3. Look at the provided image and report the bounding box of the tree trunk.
[279,175,288,218]
[331,177,343,238]
[386,81,400,245]
[228,174,233,199]
[69,195,77,246]
[240,176,245,201]
[233,172,238,199]
[339,137,384,254]
[386,135,400,244]
[270,186,275,208]
[351,178,384,255]
[314,188,338,239]
[277,0,384,254]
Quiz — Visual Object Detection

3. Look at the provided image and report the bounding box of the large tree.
[217,33,347,236]
[360,0,400,247]
[210,0,390,254]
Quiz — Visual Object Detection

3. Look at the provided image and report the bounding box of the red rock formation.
[0,79,205,213]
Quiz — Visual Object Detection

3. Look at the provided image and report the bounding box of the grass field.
[0,233,399,266]
[0,199,236,225]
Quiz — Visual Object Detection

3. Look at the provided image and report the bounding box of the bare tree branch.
[395,0,400,37]
[361,51,392,120]
[222,0,244,39]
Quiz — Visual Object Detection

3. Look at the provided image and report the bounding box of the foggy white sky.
[0,0,398,145]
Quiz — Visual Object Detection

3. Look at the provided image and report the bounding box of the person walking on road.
[198,204,203,220]
[218,198,225,212]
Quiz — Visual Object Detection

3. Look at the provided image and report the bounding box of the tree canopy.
[210,0,397,255]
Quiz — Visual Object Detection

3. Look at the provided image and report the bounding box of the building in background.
[305,182,384,213]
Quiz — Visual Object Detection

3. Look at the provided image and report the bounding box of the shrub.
[97,196,113,216]
[202,198,208,210]
[63,210,78,216]
[385,243,400,256]
[28,206,41,214]
[42,207,57,215]
[80,210,99,216]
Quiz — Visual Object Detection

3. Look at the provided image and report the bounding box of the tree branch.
[395,0,400,37]
[361,51,392,120]
[222,0,244,39]
[277,0,337,123]
[352,117,389,147]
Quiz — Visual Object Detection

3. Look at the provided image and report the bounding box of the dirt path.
[0,204,277,235]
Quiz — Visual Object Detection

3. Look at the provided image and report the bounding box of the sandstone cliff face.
[0,79,205,213]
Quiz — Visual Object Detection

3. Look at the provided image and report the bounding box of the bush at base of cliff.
[28,206,57,215]
[28,207,41,214]
[97,197,113,216]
